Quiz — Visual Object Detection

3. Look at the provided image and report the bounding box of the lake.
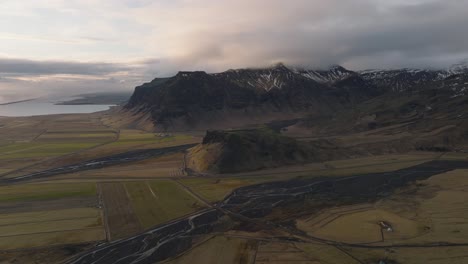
[0,98,115,117]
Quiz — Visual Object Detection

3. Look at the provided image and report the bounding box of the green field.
[112,130,194,146]
[0,183,96,202]
[0,142,100,159]
[38,132,116,139]
[125,180,205,228]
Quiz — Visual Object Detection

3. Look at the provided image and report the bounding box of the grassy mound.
[187,128,341,174]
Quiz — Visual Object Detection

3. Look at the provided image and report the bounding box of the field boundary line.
[172,178,213,207]
[0,134,120,179]
[97,183,111,242]
[0,216,99,227]
[146,181,158,199]
[0,226,105,238]
[251,241,259,264]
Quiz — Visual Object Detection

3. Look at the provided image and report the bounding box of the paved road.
[68,160,468,263]
[1,144,196,184]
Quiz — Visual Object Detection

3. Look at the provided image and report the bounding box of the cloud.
[0,57,160,102]
[0,58,132,77]
[1,0,468,102]
[131,0,468,70]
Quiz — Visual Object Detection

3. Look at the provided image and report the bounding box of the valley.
[1,63,468,264]
[3,1,468,263]
[0,106,467,263]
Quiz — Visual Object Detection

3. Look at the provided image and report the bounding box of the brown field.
[378,169,468,244]
[298,208,424,244]
[7,129,200,180]
[294,168,468,251]
[0,196,98,214]
[99,182,142,240]
[345,246,468,264]
[0,228,105,251]
[62,152,186,180]
[2,112,468,264]
[0,182,104,250]
[255,241,322,264]
[180,178,269,202]
[296,243,361,264]
[0,182,97,203]
[166,236,256,264]
[0,244,92,264]
[0,208,105,250]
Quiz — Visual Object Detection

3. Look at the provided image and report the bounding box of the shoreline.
[0,98,37,106]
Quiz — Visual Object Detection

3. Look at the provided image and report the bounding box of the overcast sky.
[1,0,468,102]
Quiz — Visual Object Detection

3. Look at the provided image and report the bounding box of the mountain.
[293,65,355,84]
[448,59,468,75]
[125,62,468,131]
[126,64,380,130]
[186,128,350,174]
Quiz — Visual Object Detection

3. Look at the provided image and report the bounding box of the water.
[0,98,115,117]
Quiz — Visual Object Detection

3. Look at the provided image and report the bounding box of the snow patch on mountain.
[293,65,354,84]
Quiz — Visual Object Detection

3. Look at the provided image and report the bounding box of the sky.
[1,0,468,102]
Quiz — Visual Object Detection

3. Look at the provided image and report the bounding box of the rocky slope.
[186,129,348,174]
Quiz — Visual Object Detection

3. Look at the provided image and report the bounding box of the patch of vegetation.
[0,208,104,250]
[0,142,99,159]
[0,183,96,202]
[0,228,105,250]
[125,181,205,228]
[112,131,193,146]
[189,128,333,173]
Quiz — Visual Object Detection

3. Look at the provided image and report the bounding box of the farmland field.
[0,183,96,203]
[0,207,105,250]
[1,112,468,264]
[167,236,256,264]
[125,180,205,229]
[0,182,104,250]
[99,182,141,240]
[180,178,266,202]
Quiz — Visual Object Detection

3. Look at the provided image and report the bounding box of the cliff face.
[126,65,381,130]
[126,63,468,132]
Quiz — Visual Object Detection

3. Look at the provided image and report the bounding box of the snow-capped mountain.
[126,61,468,129]
[293,65,355,84]
[447,59,468,75]
[360,68,447,92]
[214,63,299,92]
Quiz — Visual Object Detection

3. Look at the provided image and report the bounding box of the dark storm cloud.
[161,0,468,70]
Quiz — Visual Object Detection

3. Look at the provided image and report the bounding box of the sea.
[0,97,115,117]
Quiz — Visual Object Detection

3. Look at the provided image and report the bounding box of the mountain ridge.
[125,61,468,131]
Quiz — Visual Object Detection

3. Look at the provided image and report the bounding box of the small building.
[379,221,393,232]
